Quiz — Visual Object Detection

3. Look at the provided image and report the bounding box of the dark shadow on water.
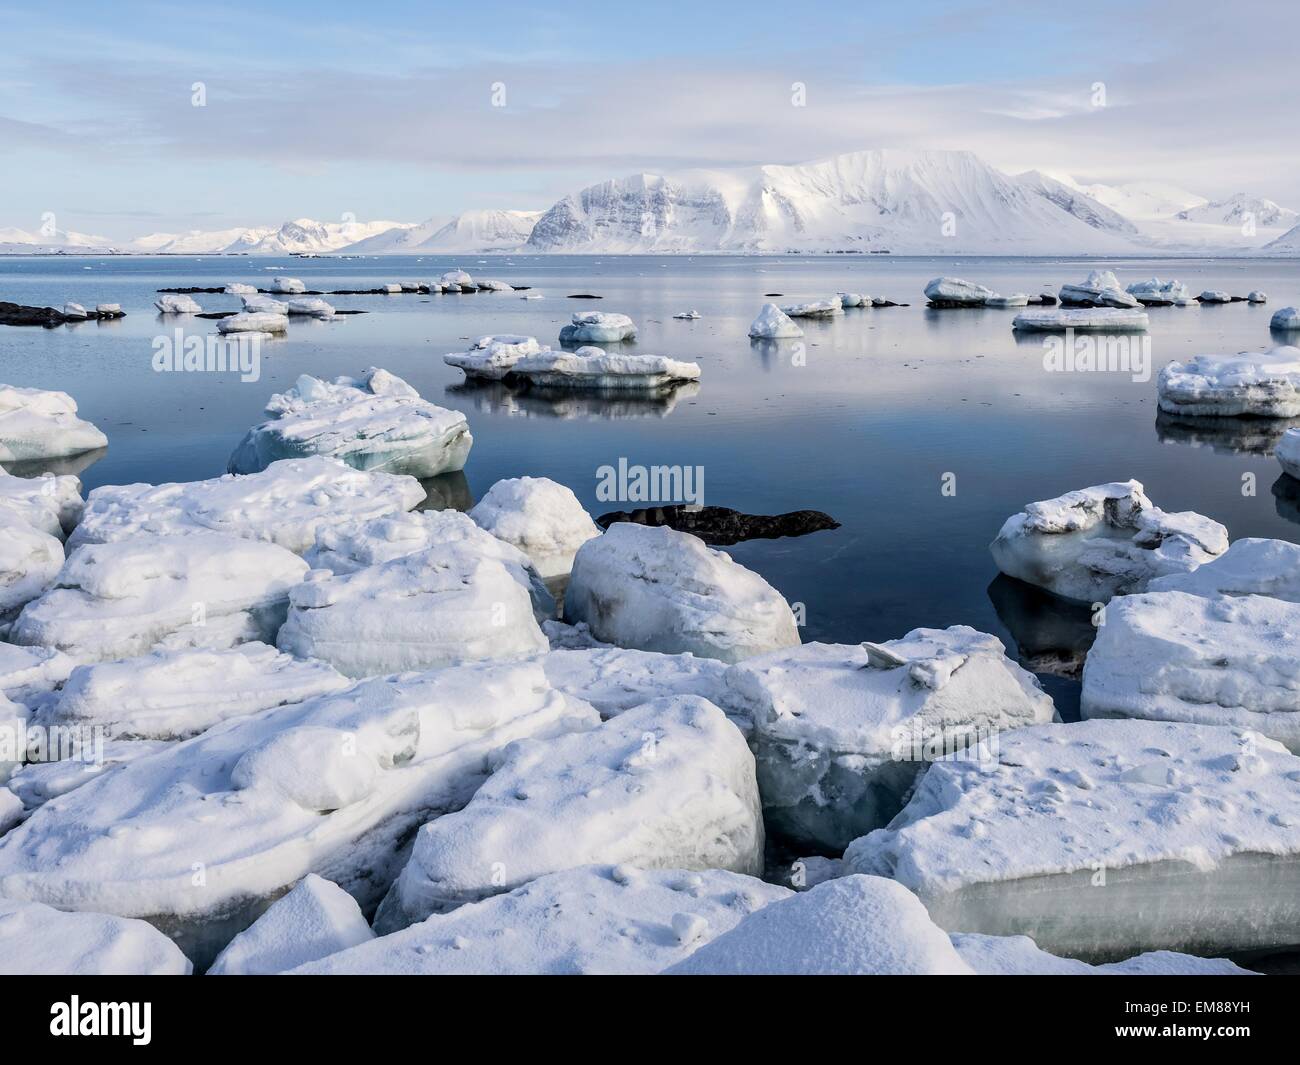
[3,446,108,479]
[1155,409,1300,456]
[445,378,697,420]
[1271,473,1300,525]
[595,504,840,546]
[415,470,473,513]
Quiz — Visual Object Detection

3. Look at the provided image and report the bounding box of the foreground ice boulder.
[0,643,76,710]
[0,659,598,968]
[378,695,762,928]
[278,539,548,678]
[443,335,543,381]
[1145,536,1300,603]
[0,515,63,630]
[565,524,800,663]
[1011,308,1148,332]
[924,277,993,307]
[0,898,192,975]
[1157,348,1300,417]
[0,385,107,463]
[207,874,373,975]
[668,875,971,975]
[11,532,308,661]
[0,469,84,538]
[228,368,472,477]
[748,303,803,339]
[154,293,201,314]
[541,646,729,718]
[952,933,1252,975]
[1272,307,1300,331]
[294,865,789,975]
[1125,278,1192,306]
[69,456,424,555]
[469,476,600,580]
[989,480,1228,603]
[559,312,637,344]
[719,629,1055,850]
[47,643,350,741]
[845,719,1300,959]
[513,347,699,391]
[1081,589,1300,751]
[1276,427,1300,479]
[1058,270,1139,308]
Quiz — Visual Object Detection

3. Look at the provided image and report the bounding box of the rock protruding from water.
[595,504,839,545]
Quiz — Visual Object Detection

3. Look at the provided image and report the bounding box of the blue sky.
[2,0,1293,240]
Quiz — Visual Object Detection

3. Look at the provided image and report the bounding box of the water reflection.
[2,447,108,480]
[1272,474,1300,525]
[1155,410,1300,456]
[444,379,698,420]
[415,470,473,513]
[987,573,1097,680]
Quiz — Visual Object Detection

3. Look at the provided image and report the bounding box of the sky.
[2,0,1295,241]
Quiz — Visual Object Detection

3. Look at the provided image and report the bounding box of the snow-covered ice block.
[241,294,288,314]
[48,643,350,741]
[0,468,84,538]
[985,293,1029,308]
[6,738,169,810]
[269,277,306,294]
[0,384,108,463]
[69,456,424,555]
[225,283,257,295]
[1157,347,1300,417]
[0,898,192,975]
[0,659,598,968]
[0,693,29,784]
[1280,427,1300,480]
[0,643,76,710]
[667,875,972,975]
[477,279,512,292]
[1272,308,1300,330]
[286,297,335,318]
[469,476,600,579]
[779,297,841,318]
[378,695,761,927]
[443,335,543,381]
[217,311,288,334]
[11,532,307,662]
[1081,590,1300,751]
[1012,308,1149,331]
[0,786,20,834]
[292,865,788,975]
[951,933,1253,975]
[228,368,472,478]
[440,270,473,289]
[1200,290,1232,303]
[989,480,1228,603]
[836,293,866,308]
[95,304,120,316]
[207,874,373,975]
[565,523,800,663]
[1126,278,1191,305]
[62,302,87,320]
[0,515,64,626]
[1249,291,1268,304]
[513,347,698,391]
[381,284,402,294]
[278,539,548,678]
[719,629,1055,850]
[155,293,201,314]
[748,303,803,339]
[845,719,1300,960]
[541,647,728,718]
[673,309,701,319]
[1058,270,1139,308]
[924,277,993,306]
[559,312,637,345]
[1146,536,1300,603]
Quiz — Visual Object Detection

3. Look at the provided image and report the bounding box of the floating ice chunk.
[378,695,763,927]
[1125,278,1191,305]
[0,384,108,463]
[559,312,637,344]
[836,293,866,308]
[95,304,121,316]
[989,480,1228,603]
[667,875,972,975]
[292,865,788,975]
[217,311,288,334]
[779,297,841,318]
[1272,308,1300,330]
[469,476,600,579]
[11,532,307,662]
[477,279,513,292]
[286,297,335,318]
[227,368,472,478]
[269,277,306,294]
[48,643,350,741]
[208,874,373,975]
[278,540,548,678]
[1058,269,1139,308]
[443,335,543,381]
[540,647,729,718]
[1248,291,1268,304]
[748,303,803,339]
[241,294,288,314]
[69,456,424,555]
[719,629,1055,850]
[1275,428,1300,480]
[1081,590,1300,751]
[0,659,597,968]
[0,469,84,538]
[0,898,192,975]
[62,302,88,320]
[924,277,993,306]
[1012,307,1148,332]
[673,309,702,318]
[1200,290,1232,303]
[440,269,473,289]
[1147,536,1300,603]
[565,523,800,663]
[513,346,699,391]
[154,293,201,314]
[381,284,402,294]
[225,283,257,295]
[845,719,1300,959]
[1157,347,1300,417]
[0,516,64,628]
[0,643,76,710]
[952,933,1253,975]
[984,294,1029,308]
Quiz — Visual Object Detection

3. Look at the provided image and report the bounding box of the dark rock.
[566,294,603,299]
[0,301,124,328]
[763,293,784,297]
[595,504,840,546]
[157,287,227,294]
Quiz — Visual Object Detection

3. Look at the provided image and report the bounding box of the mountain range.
[3,149,1296,256]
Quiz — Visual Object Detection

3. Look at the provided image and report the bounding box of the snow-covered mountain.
[0,225,117,254]
[1013,171,1138,236]
[1069,180,1207,222]
[526,150,1139,254]
[1176,193,1298,229]
[1263,223,1300,255]
[129,227,276,254]
[339,210,541,254]
[237,218,413,255]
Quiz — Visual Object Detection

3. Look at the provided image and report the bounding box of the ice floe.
[1157,347,1300,417]
[559,312,637,344]
[512,347,700,391]
[1272,308,1300,330]
[443,334,543,381]
[1058,270,1139,308]
[0,898,192,975]
[469,476,600,580]
[984,294,1028,308]
[565,523,800,663]
[1125,278,1192,306]
[0,384,108,463]
[748,303,803,339]
[269,277,306,294]
[779,297,841,318]
[1012,308,1149,332]
[154,293,202,314]
[286,297,336,318]
[989,480,1228,603]
[1249,291,1268,304]
[225,283,257,295]
[241,294,289,314]
[227,368,472,478]
[1200,290,1232,303]
[924,277,993,307]
[718,628,1055,850]
[217,311,288,334]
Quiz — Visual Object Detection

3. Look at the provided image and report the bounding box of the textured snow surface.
[951,934,1253,975]
[0,469,84,539]
[294,865,789,974]
[0,897,192,975]
[924,277,993,305]
[217,311,287,334]
[990,480,1228,602]
[540,647,729,718]
[228,368,472,477]
[443,334,544,380]
[1012,308,1149,331]
[1158,347,1300,417]
[1058,270,1140,308]
[70,456,424,554]
[565,523,800,663]
[1146,536,1300,603]
[0,515,63,622]
[0,384,108,463]
[379,695,762,927]
[558,312,637,344]
[513,347,698,390]
[469,476,600,579]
